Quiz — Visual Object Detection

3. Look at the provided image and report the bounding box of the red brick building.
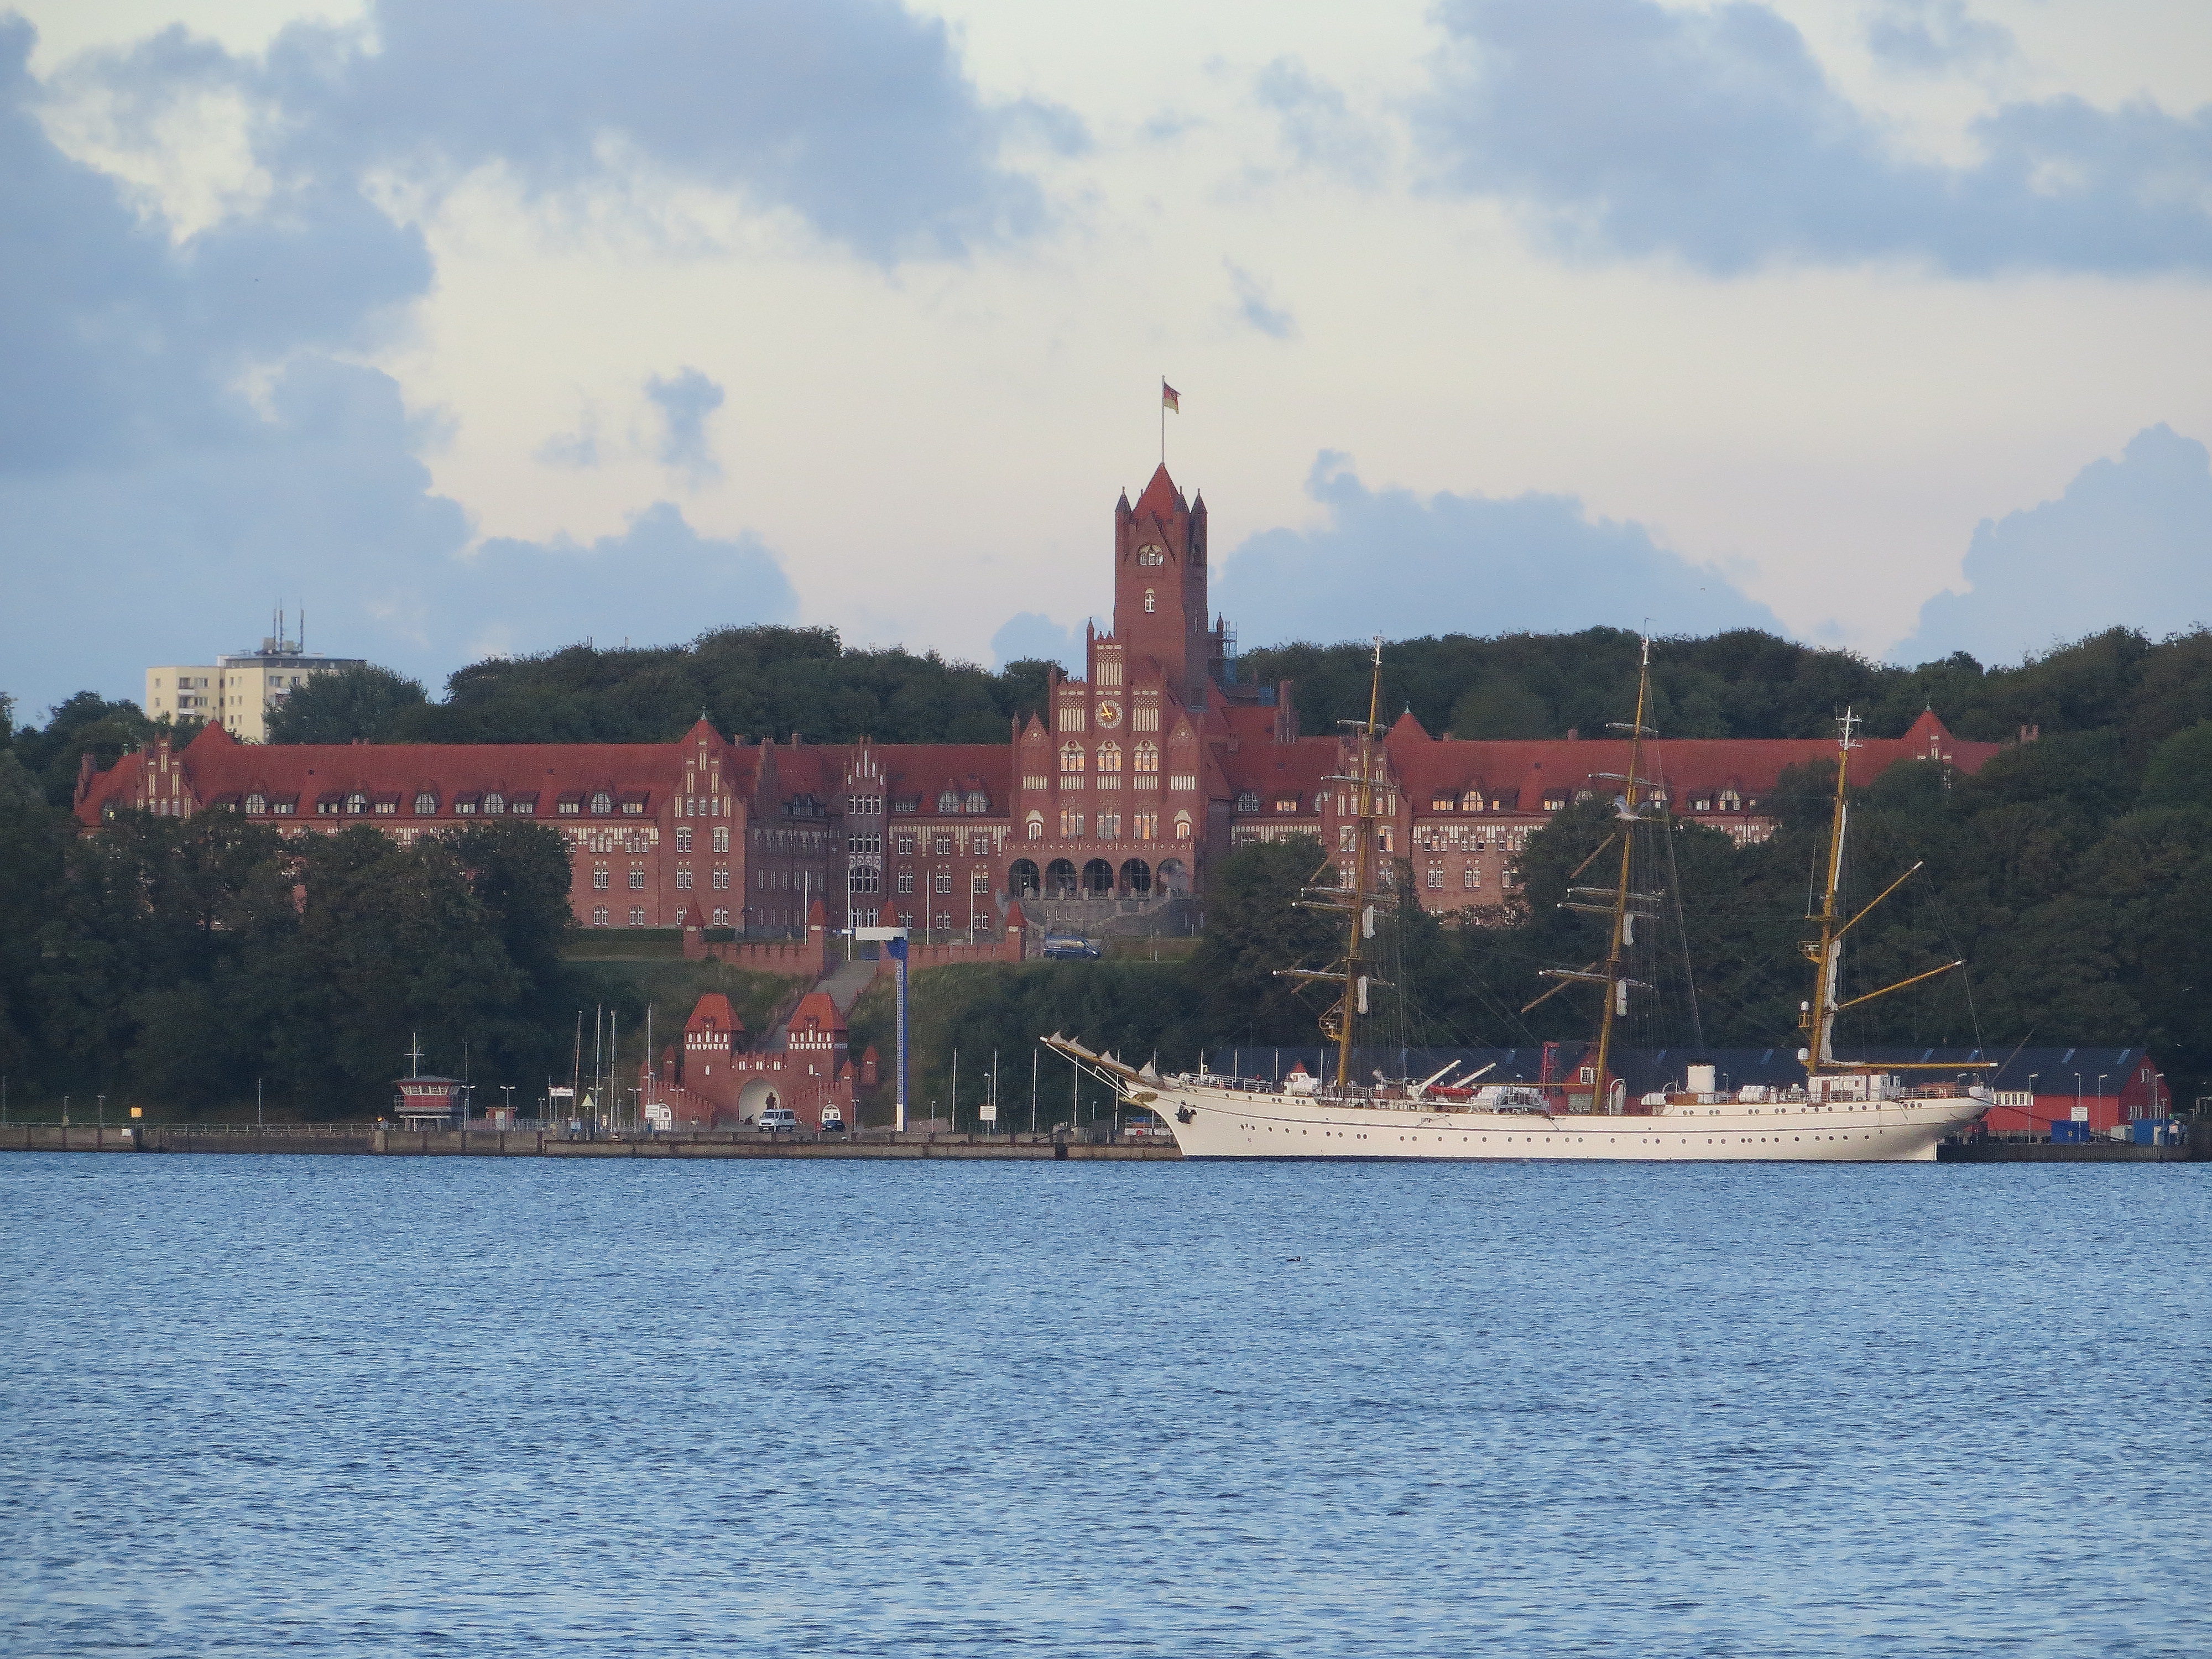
[646,989,877,1129]
[73,463,2006,934]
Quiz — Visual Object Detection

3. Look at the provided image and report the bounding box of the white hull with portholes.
[1128,1074,1990,1163]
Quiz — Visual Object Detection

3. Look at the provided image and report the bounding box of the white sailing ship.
[1048,641,1991,1162]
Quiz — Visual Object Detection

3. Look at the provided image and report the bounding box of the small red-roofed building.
[651,988,859,1130]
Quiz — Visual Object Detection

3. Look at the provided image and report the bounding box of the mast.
[1280,638,1391,1091]
[1801,708,1857,1068]
[1525,638,1661,1113]
[1796,706,1969,1077]
[1590,639,1656,1114]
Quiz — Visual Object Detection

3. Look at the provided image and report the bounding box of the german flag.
[1161,380,1180,413]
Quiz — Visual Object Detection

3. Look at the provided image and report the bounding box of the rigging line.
[1924,883,1986,1050]
[1659,808,1705,1050]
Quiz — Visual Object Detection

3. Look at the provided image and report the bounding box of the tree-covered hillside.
[268,627,1063,747]
[1240,624,2212,750]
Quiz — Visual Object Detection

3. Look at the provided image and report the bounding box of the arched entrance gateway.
[1009,858,1040,898]
[1119,858,1151,896]
[1082,858,1114,896]
[1046,858,1078,898]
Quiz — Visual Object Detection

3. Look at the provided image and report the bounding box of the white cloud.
[1893,424,2212,664]
[1217,453,1785,648]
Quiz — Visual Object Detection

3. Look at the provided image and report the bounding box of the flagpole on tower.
[1160,377,1180,467]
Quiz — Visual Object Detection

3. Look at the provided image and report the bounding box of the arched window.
[1144,588,1156,613]
[937,790,961,813]
[243,794,265,815]
[1096,742,1121,774]
[1173,812,1193,840]
[965,790,987,813]
[414,792,437,815]
[1462,789,1481,811]
[1025,812,1044,841]
[1120,858,1151,895]
[483,792,504,815]
[1059,744,1085,773]
[1009,859,1040,897]
[1083,858,1114,895]
[590,791,613,815]
[345,791,367,815]
[1046,858,1078,897]
[1133,741,1159,774]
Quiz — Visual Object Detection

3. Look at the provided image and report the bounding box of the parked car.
[820,1107,847,1134]
[756,1107,801,1133]
[1043,935,1103,960]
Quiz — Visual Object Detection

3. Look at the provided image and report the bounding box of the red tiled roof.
[686,993,742,1034]
[874,744,1014,810]
[73,724,779,828]
[74,728,755,828]
[785,990,845,1039]
[1132,462,1187,521]
[1381,713,2001,812]
[1215,735,1337,813]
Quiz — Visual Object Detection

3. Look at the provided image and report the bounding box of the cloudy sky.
[4,0,2210,718]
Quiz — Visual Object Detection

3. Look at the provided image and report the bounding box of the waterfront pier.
[0,1124,1180,1161]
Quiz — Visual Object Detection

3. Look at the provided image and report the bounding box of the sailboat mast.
[1591,639,1653,1114]
[1803,709,1857,1067]
[1334,640,1386,1090]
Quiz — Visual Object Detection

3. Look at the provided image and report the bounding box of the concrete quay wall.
[0,1124,1179,1161]
[1936,1138,2201,1164]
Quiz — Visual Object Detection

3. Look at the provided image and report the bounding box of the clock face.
[1095,700,1122,729]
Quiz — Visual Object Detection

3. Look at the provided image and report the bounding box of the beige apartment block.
[145,622,363,743]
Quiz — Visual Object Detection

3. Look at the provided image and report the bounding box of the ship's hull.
[1138,1080,1983,1163]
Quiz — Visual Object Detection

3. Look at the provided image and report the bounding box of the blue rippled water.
[3,1152,2207,1657]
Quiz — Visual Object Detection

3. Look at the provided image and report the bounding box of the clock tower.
[1112,464,1210,708]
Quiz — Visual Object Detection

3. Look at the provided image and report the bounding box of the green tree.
[1186,836,1342,1044]
[265,664,430,744]
[1448,677,1551,738]
[2137,721,2212,811]
[9,692,162,808]
[0,750,67,1083]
